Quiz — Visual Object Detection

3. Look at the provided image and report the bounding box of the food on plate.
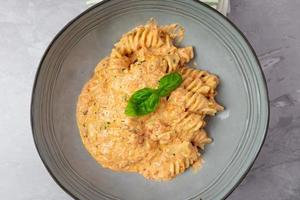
[76,20,223,180]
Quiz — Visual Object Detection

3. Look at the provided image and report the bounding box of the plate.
[31,0,269,199]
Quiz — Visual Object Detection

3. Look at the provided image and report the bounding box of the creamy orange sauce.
[76,21,223,180]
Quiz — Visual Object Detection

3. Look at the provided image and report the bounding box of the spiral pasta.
[113,20,183,56]
[192,129,212,149]
[162,54,181,73]
[178,47,194,65]
[77,20,223,180]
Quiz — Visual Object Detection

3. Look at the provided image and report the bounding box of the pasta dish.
[76,20,223,180]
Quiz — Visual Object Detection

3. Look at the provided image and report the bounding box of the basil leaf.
[125,89,159,116]
[158,72,183,97]
[125,100,138,116]
[142,92,160,113]
[130,88,154,104]
[135,92,160,116]
[125,72,183,117]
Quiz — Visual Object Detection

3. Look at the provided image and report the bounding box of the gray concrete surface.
[0,0,299,199]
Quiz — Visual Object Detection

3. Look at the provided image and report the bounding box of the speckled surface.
[0,0,299,199]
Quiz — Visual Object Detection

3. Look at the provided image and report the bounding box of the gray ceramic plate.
[31,0,269,200]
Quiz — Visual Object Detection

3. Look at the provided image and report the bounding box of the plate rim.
[30,0,270,199]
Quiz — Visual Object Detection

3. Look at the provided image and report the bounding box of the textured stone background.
[0,0,299,199]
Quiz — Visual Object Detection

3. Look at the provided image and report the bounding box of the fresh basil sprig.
[125,72,183,117]
[157,72,183,97]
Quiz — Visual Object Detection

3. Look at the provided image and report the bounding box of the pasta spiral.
[162,54,181,73]
[168,142,199,177]
[192,129,212,149]
[180,66,220,94]
[179,66,223,115]
[178,47,194,65]
[174,112,206,141]
[113,22,166,56]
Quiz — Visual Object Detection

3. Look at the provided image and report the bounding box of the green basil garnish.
[130,88,155,104]
[125,72,183,117]
[158,72,182,97]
